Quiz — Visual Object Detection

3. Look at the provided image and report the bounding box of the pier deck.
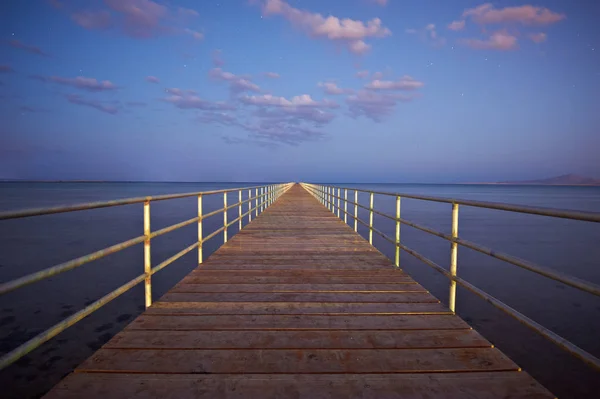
[44,184,553,398]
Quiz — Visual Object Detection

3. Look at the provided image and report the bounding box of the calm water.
[1,182,599,398]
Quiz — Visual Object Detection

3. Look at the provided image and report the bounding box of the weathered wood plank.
[159,292,438,303]
[179,275,415,284]
[77,348,518,374]
[105,330,490,349]
[44,372,555,399]
[170,283,426,293]
[125,314,468,331]
[145,301,450,315]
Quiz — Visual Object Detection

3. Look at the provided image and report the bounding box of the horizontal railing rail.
[301,183,600,371]
[0,182,294,369]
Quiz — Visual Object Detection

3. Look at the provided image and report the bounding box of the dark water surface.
[1,182,599,398]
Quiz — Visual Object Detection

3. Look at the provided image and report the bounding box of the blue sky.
[1,0,598,182]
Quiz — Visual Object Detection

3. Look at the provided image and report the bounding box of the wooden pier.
[44,184,553,398]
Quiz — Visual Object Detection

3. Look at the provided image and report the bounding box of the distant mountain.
[500,174,600,186]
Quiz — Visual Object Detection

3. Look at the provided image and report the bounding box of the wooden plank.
[145,301,450,315]
[105,330,490,349]
[125,314,468,331]
[159,292,438,303]
[170,283,427,293]
[76,348,518,374]
[44,372,554,399]
[179,275,415,284]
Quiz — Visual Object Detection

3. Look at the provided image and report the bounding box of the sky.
[0,0,598,183]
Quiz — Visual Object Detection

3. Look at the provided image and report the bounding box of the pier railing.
[0,182,293,369]
[301,183,600,371]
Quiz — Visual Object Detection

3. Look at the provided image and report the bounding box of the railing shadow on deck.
[301,183,600,372]
[0,183,294,369]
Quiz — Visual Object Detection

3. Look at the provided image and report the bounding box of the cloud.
[460,30,518,51]
[145,75,160,83]
[369,0,388,6]
[212,50,225,67]
[346,90,415,122]
[240,94,337,108]
[71,10,111,30]
[246,121,325,146]
[8,40,50,57]
[318,81,353,95]
[356,70,370,79]
[462,3,565,26]
[258,0,391,54]
[447,20,465,31]
[209,68,261,93]
[372,71,384,80]
[198,112,239,126]
[529,32,547,43]
[64,0,202,39]
[65,94,119,114]
[365,75,424,90]
[32,75,118,91]
[222,136,278,149]
[164,88,196,95]
[0,65,14,73]
[407,24,445,47]
[163,94,234,111]
[263,72,280,79]
[184,28,203,40]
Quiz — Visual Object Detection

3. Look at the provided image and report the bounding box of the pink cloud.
[263,72,280,79]
[164,88,196,95]
[8,40,50,57]
[356,70,370,79]
[103,0,168,38]
[365,75,424,90]
[529,32,547,43]
[66,0,202,40]
[198,112,239,126]
[448,20,465,31]
[0,65,14,73]
[318,82,353,95]
[65,94,119,114]
[463,3,565,25]
[372,71,384,80]
[241,94,337,108]
[163,94,234,111]
[259,0,391,55]
[71,10,111,30]
[32,75,118,91]
[407,24,446,47]
[212,50,225,67]
[209,68,261,93]
[369,0,388,6]
[460,30,518,51]
[184,28,203,40]
[145,75,160,83]
[346,90,415,122]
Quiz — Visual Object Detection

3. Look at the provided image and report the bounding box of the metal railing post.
[248,189,252,222]
[238,190,242,230]
[143,200,152,308]
[369,192,374,244]
[354,190,358,232]
[344,189,347,224]
[395,195,401,267]
[223,192,228,243]
[449,203,459,312]
[198,194,203,264]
